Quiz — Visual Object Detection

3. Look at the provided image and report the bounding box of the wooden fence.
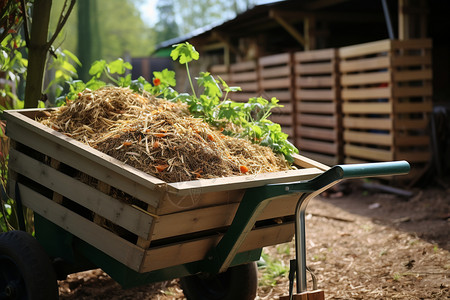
[209,39,432,180]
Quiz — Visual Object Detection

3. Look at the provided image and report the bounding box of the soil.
[58,179,450,299]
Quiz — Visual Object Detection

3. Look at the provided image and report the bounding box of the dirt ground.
[58,178,450,299]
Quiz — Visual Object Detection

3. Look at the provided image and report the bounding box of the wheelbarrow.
[0,109,410,300]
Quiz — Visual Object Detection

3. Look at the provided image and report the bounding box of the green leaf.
[108,58,132,74]
[170,42,199,64]
[63,49,82,66]
[197,72,222,99]
[89,60,106,78]
[153,69,176,87]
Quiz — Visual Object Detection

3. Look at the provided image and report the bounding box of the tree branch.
[20,0,30,46]
[46,0,76,49]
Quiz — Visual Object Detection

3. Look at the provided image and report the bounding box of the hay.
[39,86,292,183]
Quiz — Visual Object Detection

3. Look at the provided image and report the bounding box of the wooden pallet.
[258,53,295,138]
[228,60,259,102]
[294,48,342,166]
[339,39,432,180]
[5,109,328,273]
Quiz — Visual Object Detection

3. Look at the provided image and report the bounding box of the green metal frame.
[33,160,409,289]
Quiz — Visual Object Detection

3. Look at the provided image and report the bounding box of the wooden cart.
[0,109,410,300]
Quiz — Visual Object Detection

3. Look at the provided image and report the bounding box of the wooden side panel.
[228,60,259,103]
[294,48,341,165]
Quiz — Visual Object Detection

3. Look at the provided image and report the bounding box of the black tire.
[0,230,58,300]
[180,262,258,300]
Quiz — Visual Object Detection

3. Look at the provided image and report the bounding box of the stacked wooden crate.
[228,60,259,102]
[339,39,432,179]
[258,53,295,138]
[293,49,342,166]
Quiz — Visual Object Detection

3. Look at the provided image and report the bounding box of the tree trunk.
[24,0,52,108]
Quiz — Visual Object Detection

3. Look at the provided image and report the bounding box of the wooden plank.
[391,39,432,50]
[297,138,338,155]
[264,90,292,101]
[6,121,163,208]
[295,151,338,167]
[292,153,330,170]
[393,69,432,82]
[230,61,257,72]
[210,64,228,73]
[260,77,291,89]
[343,130,393,146]
[18,183,145,272]
[269,114,293,126]
[234,82,259,91]
[298,102,336,114]
[140,222,294,272]
[157,189,245,215]
[339,39,391,58]
[259,53,290,66]
[395,119,428,130]
[9,149,154,239]
[395,150,430,163]
[391,55,431,67]
[260,65,290,78]
[339,56,390,73]
[394,101,432,114]
[296,89,334,101]
[343,116,392,130]
[298,114,336,127]
[341,87,391,100]
[296,62,333,75]
[230,93,258,102]
[341,72,390,86]
[342,102,392,114]
[295,48,335,62]
[165,168,323,196]
[395,135,430,146]
[344,144,393,161]
[296,76,333,88]
[230,71,258,82]
[393,86,432,98]
[297,126,337,140]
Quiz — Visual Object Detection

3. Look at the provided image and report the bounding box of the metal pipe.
[381,0,395,39]
[294,193,311,293]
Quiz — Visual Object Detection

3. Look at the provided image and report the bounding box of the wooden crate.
[4,109,328,273]
[209,64,230,82]
[258,53,295,139]
[339,39,432,179]
[228,60,259,102]
[294,48,342,166]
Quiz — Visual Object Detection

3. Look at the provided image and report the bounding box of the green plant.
[170,42,298,162]
[258,252,289,286]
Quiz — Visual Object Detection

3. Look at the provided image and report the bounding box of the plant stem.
[185,63,197,98]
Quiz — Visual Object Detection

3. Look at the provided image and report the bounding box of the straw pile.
[39,87,292,183]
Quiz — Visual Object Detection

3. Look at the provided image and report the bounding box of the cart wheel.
[180,262,258,300]
[0,230,58,300]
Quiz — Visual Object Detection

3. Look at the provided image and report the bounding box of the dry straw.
[40,87,292,182]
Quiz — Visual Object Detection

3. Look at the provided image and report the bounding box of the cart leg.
[279,290,325,300]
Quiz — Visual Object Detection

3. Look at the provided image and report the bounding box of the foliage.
[258,252,290,286]
[155,0,179,44]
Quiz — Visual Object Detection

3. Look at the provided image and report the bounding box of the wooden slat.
[259,53,290,66]
[339,56,390,73]
[141,222,294,272]
[395,135,430,146]
[296,76,333,87]
[395,101,432,113]
[292,153,330,170]
[298,114,336,127]
[260,65,290,78]
[295,48,335,62]
[264,90,292,101]
[230,61,256,72]
[342,102,392,114]
[339,39,391,58]
[269,114,293,126]
[260,77,291,89]
[295,151,337,167]
[343,116,392,130]
[344,144,393,161]
[341,87,391,100]
[230,93,258,102]
[296,62,333,75]
[297,138,338,155]
[391,55,431,67]
[393,69,432,82]
[393,86,432,98]
[296,89,334,101]
[165,168,323,196]
[394,150,430,163]
[343,130,393,146]
[5,120,163,208]
[234,82,258,91]
[297,127,337,140]
[231,71,258,82]
[341,72,390,86]
[391,39,432,50]
[18,183,145,272]
[210,64,228,73]
[9,149,154,239]
[395,119,428,130]
[298,102,336,114]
